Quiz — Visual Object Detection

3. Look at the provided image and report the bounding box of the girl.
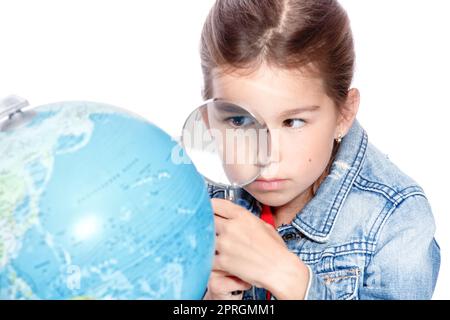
[200,0,440,300]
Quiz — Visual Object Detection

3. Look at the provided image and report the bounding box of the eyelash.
[283,119,306,129]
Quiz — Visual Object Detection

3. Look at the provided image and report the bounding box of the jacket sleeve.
[306,194,440,300]
[358,194,440,299]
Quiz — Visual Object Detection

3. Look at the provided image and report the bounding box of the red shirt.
[260,204,275,300]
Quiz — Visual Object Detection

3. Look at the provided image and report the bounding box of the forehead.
[211,64,330,118]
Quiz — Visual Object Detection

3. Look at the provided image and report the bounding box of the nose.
[256,127,281,168]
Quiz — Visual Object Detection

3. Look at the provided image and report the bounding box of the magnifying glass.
[181,99,270,298]
[181,98,269,202]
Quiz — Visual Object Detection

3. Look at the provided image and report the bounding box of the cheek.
[284,130,335,176]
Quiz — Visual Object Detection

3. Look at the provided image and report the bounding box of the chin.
[246,189,292,207]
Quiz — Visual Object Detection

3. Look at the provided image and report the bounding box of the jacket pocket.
[316,267,360,300]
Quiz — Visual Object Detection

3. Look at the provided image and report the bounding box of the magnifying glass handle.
[224,187,236,202]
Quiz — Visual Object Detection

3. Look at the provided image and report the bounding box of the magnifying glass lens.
[181,100,267,188]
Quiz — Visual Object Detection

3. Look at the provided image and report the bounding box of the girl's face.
[211,63,359,207]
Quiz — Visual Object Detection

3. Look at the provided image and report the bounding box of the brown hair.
[200,0,355,108]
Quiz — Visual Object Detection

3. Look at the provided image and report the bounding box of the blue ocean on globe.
[0,101,215,299]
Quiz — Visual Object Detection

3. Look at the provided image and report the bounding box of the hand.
[211,198,289,290]
[203,270,251,300]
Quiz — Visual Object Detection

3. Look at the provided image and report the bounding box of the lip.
[252,178,287,191]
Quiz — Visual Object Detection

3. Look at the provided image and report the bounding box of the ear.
[336,88,360,139]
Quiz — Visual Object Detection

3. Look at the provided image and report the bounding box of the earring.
[336,133,343,144]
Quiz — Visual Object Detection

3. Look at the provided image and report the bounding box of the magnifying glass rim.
[180,98,266,188]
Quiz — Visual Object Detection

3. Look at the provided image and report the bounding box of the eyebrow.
[215,103,249,115]
[279,105,320,118]
[212,98,320,119]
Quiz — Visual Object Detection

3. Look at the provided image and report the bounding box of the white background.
[1,0,449,299]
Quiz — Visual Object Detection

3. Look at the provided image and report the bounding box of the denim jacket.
[207,119,440,300]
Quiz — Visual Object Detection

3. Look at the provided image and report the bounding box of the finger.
[212,246,224,270]
[226,274,248,285]
[225,276,252,291]
[208,271,252,294]
[205,289,244,300]
[210,270,233,277]
[212,243,234,271]
[211,270,249,291]
[211,198,243,220]
[214,214,227,235]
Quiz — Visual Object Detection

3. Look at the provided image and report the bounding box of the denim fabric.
[207,119,440,300]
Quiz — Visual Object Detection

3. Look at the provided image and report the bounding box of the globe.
[0,98,215,299]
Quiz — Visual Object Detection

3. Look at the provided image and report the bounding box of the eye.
[225,116,254,128]
[283,119,305,129]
